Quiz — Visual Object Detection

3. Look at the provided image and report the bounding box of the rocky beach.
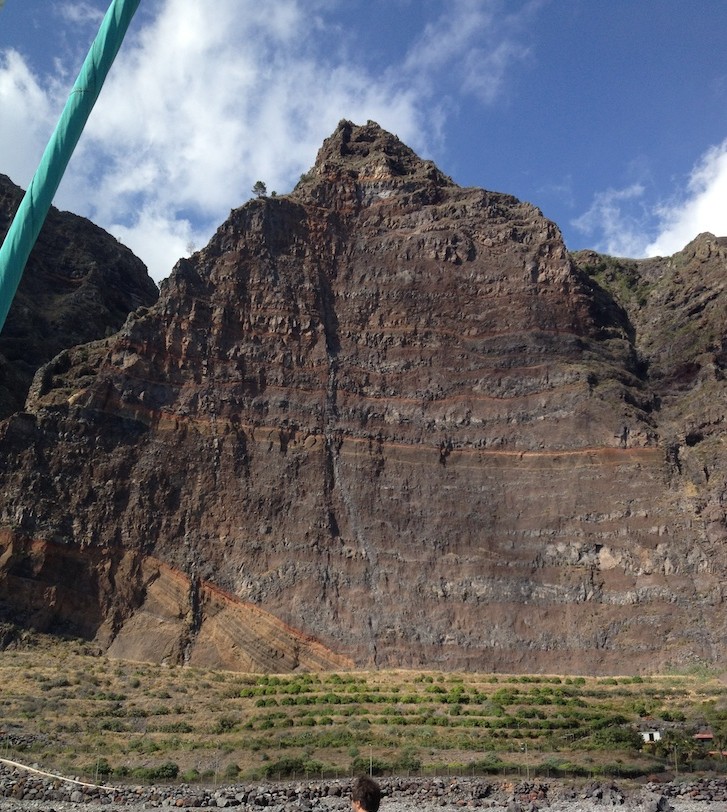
[2,762,727,812]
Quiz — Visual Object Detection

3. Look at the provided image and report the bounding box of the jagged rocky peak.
[312,118,451,182]
[293,119,455,208]
[671,231,727,260]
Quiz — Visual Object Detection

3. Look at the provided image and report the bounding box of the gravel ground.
[0,796,725,812]
[2,765,727,812]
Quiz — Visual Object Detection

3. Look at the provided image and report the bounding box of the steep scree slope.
[0,121,725,673]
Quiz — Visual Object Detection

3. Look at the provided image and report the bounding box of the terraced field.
[1,638,726,783]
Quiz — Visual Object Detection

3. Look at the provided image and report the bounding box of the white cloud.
[574,140,727,259]
[107,205,198,280]
[0,50,58,184]
[54,2,105,26]
[404,0,497,75]
[1,0,534,282]
[645,139,727,256]
[402,0,532,104]
[571,183,647,258]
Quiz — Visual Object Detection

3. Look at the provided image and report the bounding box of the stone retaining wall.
[3,766,726,810]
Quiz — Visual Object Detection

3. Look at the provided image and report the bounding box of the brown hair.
[352,776,381,812]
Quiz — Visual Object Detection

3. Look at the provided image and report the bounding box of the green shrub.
[471,754,504,774]
[99,720,129,732]
[131,762,180,781]
[395,747,421,772]
[224,762,240,779]
[260,756,323,779]
[589,725,643,750]
[213,716,238,734]
[155,762,181,779]
[84,757,113,777]
[351,755,391,776]
[156,721,194,733]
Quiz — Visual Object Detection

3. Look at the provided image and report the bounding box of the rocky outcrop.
[574,237,727,588]
[0,174,159,419]
[1,121,726,674]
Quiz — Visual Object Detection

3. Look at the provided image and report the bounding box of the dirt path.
[0,756,118,792]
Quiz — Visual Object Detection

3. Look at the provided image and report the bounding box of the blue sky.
[1,0,726,282]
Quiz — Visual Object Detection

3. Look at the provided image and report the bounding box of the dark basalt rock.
[0,173,159,419]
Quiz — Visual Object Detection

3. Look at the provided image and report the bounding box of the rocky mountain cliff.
[0,174,159,419]
[0,121,725,674]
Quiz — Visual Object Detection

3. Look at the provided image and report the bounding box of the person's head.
[351,776,381,812]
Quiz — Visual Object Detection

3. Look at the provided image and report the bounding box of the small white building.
[641,730,662,743]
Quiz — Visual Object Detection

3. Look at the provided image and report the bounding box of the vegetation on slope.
[1,637,727,784]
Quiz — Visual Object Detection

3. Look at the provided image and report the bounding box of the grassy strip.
[1,640,726,783]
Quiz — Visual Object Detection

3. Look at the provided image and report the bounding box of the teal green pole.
[0,0,141,332]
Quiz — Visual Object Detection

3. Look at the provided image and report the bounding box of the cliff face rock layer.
[1,121,726,674]
[0,174,159,419]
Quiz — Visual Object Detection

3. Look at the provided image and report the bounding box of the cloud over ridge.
[1,0,533,281]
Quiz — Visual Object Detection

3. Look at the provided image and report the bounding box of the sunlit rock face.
[1,121,726,674]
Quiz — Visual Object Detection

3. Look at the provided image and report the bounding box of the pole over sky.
[0,0,141,332]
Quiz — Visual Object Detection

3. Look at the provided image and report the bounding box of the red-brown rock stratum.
[1,121,726,674]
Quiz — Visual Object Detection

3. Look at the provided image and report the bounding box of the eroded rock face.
[1,121,726,673]
[0,174,159,419]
